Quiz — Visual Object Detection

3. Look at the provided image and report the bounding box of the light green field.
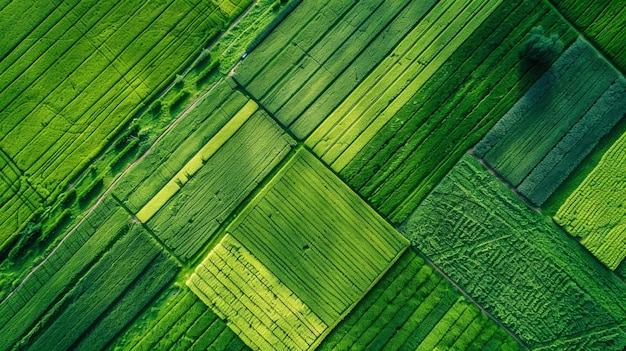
[555,129,626,270]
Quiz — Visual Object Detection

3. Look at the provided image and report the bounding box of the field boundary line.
[544,0,626,79]
[1,78,226,305]
[109,193,184,267]
[410,246,529,350]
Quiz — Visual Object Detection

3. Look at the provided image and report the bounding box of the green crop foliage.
[297,0,577,224]
[404,154,626,350]
[0,196,179,351]
[475,38,626,206]
[319,249,521,351]
[188,234,327,350]
[0,0,252,249]
[555,129,626,270]
[553,0,626,73]
[144,105,295,261]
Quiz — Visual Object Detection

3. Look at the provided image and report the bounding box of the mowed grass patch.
[475,38,626,206]
[216,148,408,347]
[188,234,327,350]
[307,0,577,223]
[403,154,626,350]
[319,249,521,351]
[555,129,626,270]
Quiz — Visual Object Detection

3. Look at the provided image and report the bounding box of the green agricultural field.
[111,285,245,351]
[553,0,626,72]
[319,249,521,351]
[0,0,253,256]
[474,38,626,206]
[0,196,179,351]
[1,0,626,350]
[188,148,409,349]
[555,129,626,270]
[404,154,626,350]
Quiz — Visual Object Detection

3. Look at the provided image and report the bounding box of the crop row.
[0,0,233,198]
[0,149,43,250]
[235,0,439,139]
[135,99,260,223]
[403,154,626,350]
[309,0,503,167]
[313,0,575,223]
[227,149,408,328]
[553,0,626,73]
[145,106,295,261]
[0,195,179,351]
[113,80,249,213]
[188,234,327,350]
[475,38,626,205]
[555,129,626,270]
[319,249,520,350]
[113,285,245,351]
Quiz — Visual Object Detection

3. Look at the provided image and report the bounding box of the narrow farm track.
[156,0,259,101]
[1,78,226,305]
[2,0,264,306]
[414,247,529,350]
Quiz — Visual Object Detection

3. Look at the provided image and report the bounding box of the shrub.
[523,26,564,65]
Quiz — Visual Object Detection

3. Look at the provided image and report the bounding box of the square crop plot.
[188,148,408,350]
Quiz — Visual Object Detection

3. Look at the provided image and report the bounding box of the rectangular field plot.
[0,0,250,202]
[555,130,626,270]
[474,38,626,206]
[140,100,295,261]
[318,250,521,351]
[190,149,409,350]
[111,285,246,351]
[188,234,327,350]
[553,0,626,73]
[234,0,439,139]
[304,0,577,223]
[403,154,626,350]
[0,195,179,351]
[113,80,249,213]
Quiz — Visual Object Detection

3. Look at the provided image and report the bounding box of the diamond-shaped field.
[188,148,409,350]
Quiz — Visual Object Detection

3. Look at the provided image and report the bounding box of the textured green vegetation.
[113,80,248,213]
[143,102,294,261]
[552,0,626,73]
[304,0,576,223]
[113,80,295,261]
[319,249,521,351]
[404,154,626,350]
[0,196,179,351]
[189,234,327,350]
[0,150,43,251]
[0,0,252,261]
[111,285,246,351]
[555,130,626,270]
[235,0,440,138]
[475,38,626,205]
[226,148,408,329]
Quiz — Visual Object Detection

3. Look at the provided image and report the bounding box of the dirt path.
[1,79,228,305]
[2,0,269,306]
